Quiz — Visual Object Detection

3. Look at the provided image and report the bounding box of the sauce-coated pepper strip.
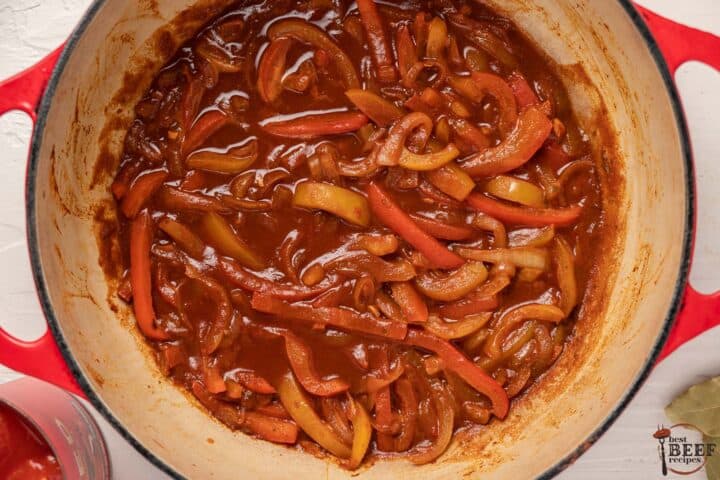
[356,0,397,83]
[466,193,582,227]
[346,397,372,469]
[257,37,293,103]
[283,331,350,396]
[345,89,404,127]
[262,111,369,139]
[268,19,360,89]
[366,182,464,269]
[182,110,230,157]
[507,72,540,108]
[293,181,370,226]
[156,187,231,214]
[218,257,337,301]
[244,411,299,445]
[390,282,428,323]
[121,170,168,219]
[409,214,473,241]
[200,212,265,270]
[230,370,276,394]
[130,210,169,340]
[251,292,407,340]
[395,25,417,79]
[158,217,205,259]
[425,162,475,202]
[276,372,352,458]
[405,329,509,418]
[460,106,552,178]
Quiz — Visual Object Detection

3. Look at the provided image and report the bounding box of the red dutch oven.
[0,1,718,478]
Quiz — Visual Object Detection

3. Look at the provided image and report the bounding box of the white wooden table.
[0,1,718,478]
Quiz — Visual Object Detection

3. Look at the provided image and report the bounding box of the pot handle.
[635,5,720,361]
[634,5,720,73]
[0,46,85,397]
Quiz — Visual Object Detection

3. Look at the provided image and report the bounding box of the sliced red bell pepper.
[405,328,509,418]
[466,193,582,227]
[268,19,360,89]
[507,72,540,108]
[356,0,397,83]
[257,37,293,103]
[283,331,350,396]
[244,411,298,444]
[366,182,464,269]
[120,170,168,219]
[262,111,369,139]
[395,25,417,79]
[460,105,552,178]
[130,210,169,340]
[390,282,428,323]
[182,110,229,157]
[409,214,473,241]
[230,370,276,394]
[537,142,570,171]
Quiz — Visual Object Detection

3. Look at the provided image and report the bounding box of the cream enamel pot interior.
[1,1,719,478]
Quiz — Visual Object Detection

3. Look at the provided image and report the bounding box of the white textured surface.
[0,1,718,478]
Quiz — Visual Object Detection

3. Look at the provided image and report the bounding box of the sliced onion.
[355,233,399,256]
[425,312,492,339]
[508,225,555,247]
[469,213,508,248]
[485,304,565,359]
[377,112,433,166]
[415,261,488,301]
[406,384,454,464]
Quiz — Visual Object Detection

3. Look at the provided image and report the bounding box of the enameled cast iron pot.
[0,1,719,478]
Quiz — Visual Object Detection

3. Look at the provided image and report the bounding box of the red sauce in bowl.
[0,403,62,480]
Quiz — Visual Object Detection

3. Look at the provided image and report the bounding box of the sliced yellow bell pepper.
[293,181,370,226]
[199,212,264,270]
[276,372,352,458]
